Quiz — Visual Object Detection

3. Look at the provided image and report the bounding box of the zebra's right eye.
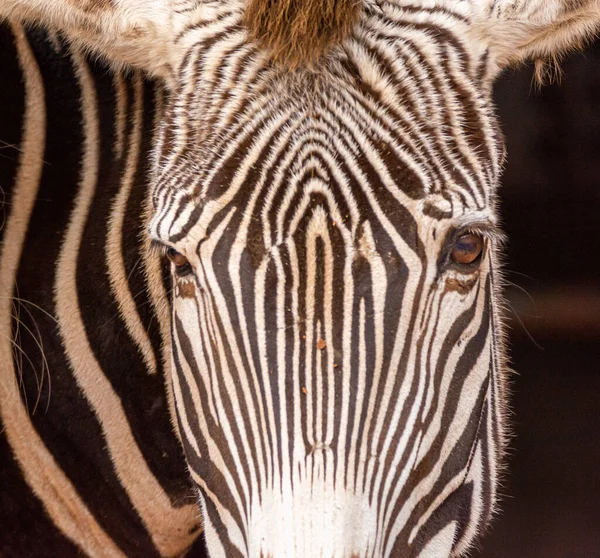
[451,233,485,266]
[166,248,192,277]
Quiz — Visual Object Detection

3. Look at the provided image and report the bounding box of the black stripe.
[0,432,82,557]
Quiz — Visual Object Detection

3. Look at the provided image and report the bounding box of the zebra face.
[149,49,507,555]
[144,4,517,557]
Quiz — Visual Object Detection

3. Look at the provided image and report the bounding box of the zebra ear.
[473,0,600,80]
[0,0,177,79]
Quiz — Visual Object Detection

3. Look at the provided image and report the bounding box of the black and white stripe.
[147,4,507,557]
[3,0,599,556]
[0,22,202,557]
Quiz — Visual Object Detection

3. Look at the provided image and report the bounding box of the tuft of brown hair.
[245,0,362,68]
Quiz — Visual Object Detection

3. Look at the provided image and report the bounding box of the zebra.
[0,22,204,557]
[1,1,599,557]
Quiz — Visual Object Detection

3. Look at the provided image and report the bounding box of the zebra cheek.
[172,282,203,331]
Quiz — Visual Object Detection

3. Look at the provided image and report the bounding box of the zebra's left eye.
[451,233,485,266]
[166,248,192,277]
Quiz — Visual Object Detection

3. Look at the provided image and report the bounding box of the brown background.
[475,43,600,557]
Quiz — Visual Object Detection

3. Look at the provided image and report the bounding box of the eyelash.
[459,225,505,247]
[149,240,168,258]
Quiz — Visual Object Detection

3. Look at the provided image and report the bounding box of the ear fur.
[472,1,600,81]
[0,0,176,78]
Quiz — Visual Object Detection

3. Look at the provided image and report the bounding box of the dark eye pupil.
[456,236,478,252]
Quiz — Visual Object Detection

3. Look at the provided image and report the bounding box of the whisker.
[504,299,545,351]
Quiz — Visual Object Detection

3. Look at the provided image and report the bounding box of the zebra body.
[1,1,599,557]
[0,23,202,556]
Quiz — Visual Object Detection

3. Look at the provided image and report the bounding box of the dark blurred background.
[475,43,600,557]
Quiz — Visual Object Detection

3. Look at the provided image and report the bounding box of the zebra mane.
[244,0,362,68]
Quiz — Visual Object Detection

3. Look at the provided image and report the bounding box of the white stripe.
[106,72,158,376]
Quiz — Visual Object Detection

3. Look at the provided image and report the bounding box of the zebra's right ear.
[0,0,179,79]
[471,0,600,81]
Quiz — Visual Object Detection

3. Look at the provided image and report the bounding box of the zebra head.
[139,1,598,557]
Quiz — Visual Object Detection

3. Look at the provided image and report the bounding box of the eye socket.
[450,233,485,266]
[166,247,192,276]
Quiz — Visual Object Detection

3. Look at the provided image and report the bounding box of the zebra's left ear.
[472,0,600,80]
[0,0,179,79]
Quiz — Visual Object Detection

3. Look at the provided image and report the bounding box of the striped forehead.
[150,94,498,245]
[147,0,505,243]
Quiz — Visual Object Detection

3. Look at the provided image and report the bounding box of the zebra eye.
[451,233,484,266]
[166,247,192,276]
